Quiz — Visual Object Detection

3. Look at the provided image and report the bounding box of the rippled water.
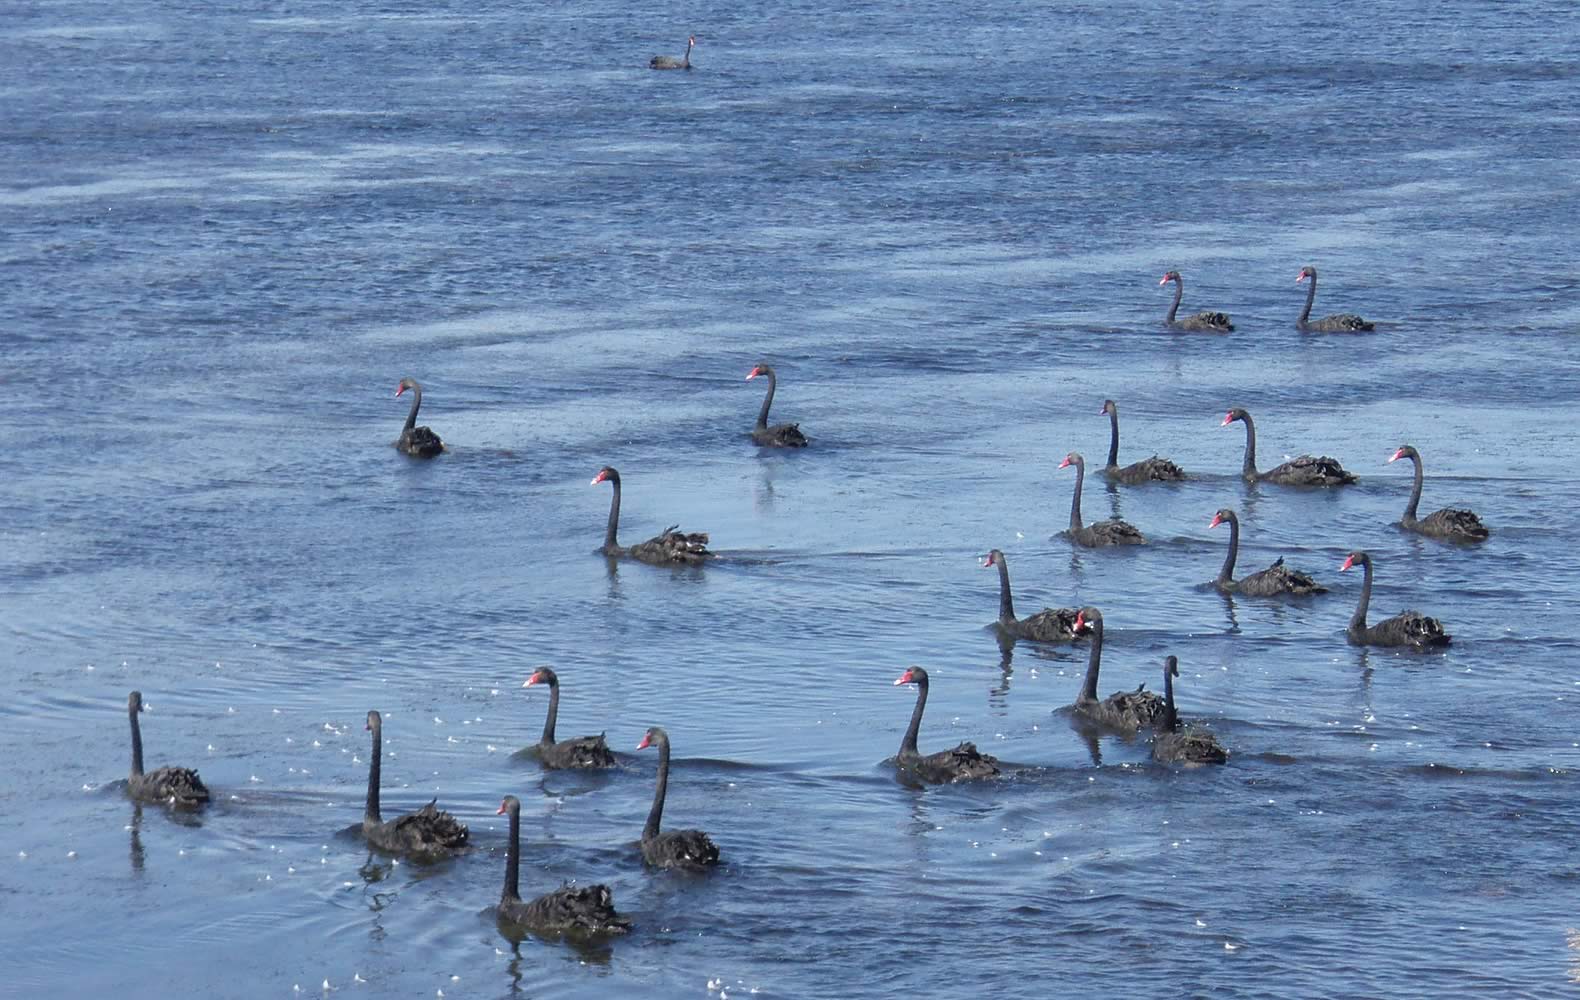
[5,1,1580,996]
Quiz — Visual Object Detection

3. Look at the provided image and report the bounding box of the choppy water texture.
[4,1,1580,997]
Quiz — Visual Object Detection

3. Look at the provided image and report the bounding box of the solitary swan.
[1160,271,1233,332]
[1222,408,1355,486]
[1388,445,1488,543]
[1100,399,1185,483]
[592,466,712,565]
[746,364,808,447]
[125,691,209,807]
[982,549,1080,642]
[395,378,444,458]
[494,795,631,935]
[361,710,468,855]
[1151,656,1228,766]
[1340,551,1451,650]
[1069,608,1166,733]
[1295,266,1374,332]
[650,35,695,70]
[636,727,720,870]
[523,668,616,769]
[891,666,1000,783]
[1208,508,1325,596]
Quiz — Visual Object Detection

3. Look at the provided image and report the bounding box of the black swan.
[1222,408,1356,486]
[1388,445,1488,543]
[523,668,616,769]
[1100,399,1185,483]
[1058,452,1145,546]
[395,378,444,458]
[982,549,1080,642]
[745,364,808,448]
[125,691,209,807]
[361,710,469,855]
[890,666,1000,783]
[649,35,695,70]
[1151,656,1228,766]
[1069,608,1166,732]
[1208,508,1325,596]
[1339,551,1452,650]
[1296,266,1374,332]
[591,467,711,565]
[635,727,720,870]
[1160,270,1233,332]
[494,795,631,935]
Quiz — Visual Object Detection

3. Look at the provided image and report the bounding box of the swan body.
[1340,551,1451,650]
[1160,271,1233,332]
[592,467,712,565]
[1389,446,1488,543]
[1222,408,1355,486]
[1059,452,1145,546]
[636,727,720,870]
[494,796,630,935]
[524,668,615,769]
[1100,399,1185,483]
[891,667,1000,782]
[650,35,695,70]
[395,378,444,457]
[362,711,468,855]
[982,549,1081,642]
[1296,266,1374,332]
[1208,509,1325,596]
[746,364,808,448]
[1151,656,1228,766]
[1069,609,1166,732]
[125,691,209,807]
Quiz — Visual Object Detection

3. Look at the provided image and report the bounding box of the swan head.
[1100,399,1117,416]
[1208,509,1234,530]
[1388,445,1415,464]
[496,795,520,817]
[1058,452,1082,470]
[1165,655,1179,678]
[365,709,381,732]
[981,549,1002,568]
[591,466,618,487]
[636,726,667,751]
[892,666,927,687]
[1160,270,1181,286]
[1339,551,1367,572]
[1297,265,1316,283]
[396,377,420,397]
[746,364,773,381]
[1072,607,1102,634]
[523,667,557,688]
[1222,408,1249,427]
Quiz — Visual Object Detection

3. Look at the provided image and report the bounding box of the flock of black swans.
[122,281,1490,942]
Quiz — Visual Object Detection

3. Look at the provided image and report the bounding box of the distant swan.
[125,691,209,807]
[1059,452,1145,546]
[982,549,1080,642]
[592,467,712,565]
[1151,656,1228,766]
[361,710,468,855]
[1388,445,1488,543]
[746,364,808,447]
[890,666,1000,783]
[1340,551,1451,651]
[1069,608,1165,733]
[1100,399,1185,483]
[1208,508,1325,596]
[1222,408,1355,486]
[395,378,444,458]
[1160,271,1233,332]
[650,35,695,70]
[1295,266,1373,332]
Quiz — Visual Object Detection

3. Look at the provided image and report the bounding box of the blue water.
[4,1,1580,996]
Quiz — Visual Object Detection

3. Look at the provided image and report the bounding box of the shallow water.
[4,1,1580,997]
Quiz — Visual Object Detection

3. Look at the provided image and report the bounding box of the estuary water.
[3,1,1580,997]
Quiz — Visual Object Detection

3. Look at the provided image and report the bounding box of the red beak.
[1209,514,1223,529]
[1058,456,1072,469]
[395,385,406,397]
[981,554,995,568]
[1073,611,1087,631]
[1158,275,1170,285]
[637,733,653,750]
[746,368,761,380]
[526,672,542,686]
[1388,449,1405,463]
[892,669,914,686]
[495,802,507,816]
[1340,555,1356,572]
[1297,272,1308,283]
[591,470,607,485]
[1220,412,1234,426]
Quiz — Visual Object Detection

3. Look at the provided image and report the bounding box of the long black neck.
[1238,414,1258,479]
[603,473,622,550]
[403,387,421,433]
[644,735,669,839]
[1166,279,1183,323]
[1217,514,1239,584]
[1068,457,1085,531]
[1402,452,1424,522]
[540,679,560,745]
[755,370,776,430]
[1105,409,1121,469]
[502,803,521,902]
[1298,274,1317,326]
[129,702,145,778]
[1080,619,1104,702]
[1350,557,1373,631]
[1163,665,1179,732]
[993,555,1016,623]
[900,677,928,756]
[365,720,383,823]
[683,38,692,69]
